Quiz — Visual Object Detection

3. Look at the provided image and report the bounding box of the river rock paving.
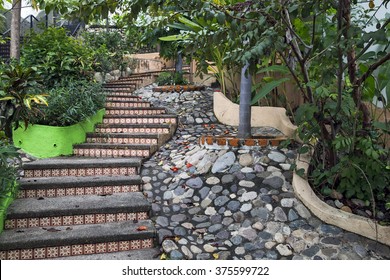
[135,84,390,260]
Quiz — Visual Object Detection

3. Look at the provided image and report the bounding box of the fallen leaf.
[160,253,167,260]
[224,130,230,134]
[186,163,193,168]
[137,226,148,231]
[170,167,179,172]
[213,253,219,260]
[46,228,61,232]
[211,124,215,129]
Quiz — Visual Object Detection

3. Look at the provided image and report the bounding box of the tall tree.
[10,0,21,60]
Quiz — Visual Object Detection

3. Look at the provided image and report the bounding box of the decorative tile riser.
[0,238,154,260]
[95,127,170,134]
[24,167,137,178]
[87,137,158,145]
[104,87,135,91]
[74,148,150,158]
[103,118,176,125]
[104,91,134,95]
[5,212,149,230]
[105,102,150,108]
[17,185,140,199]
[105,109,166,116]
[106,96,141,101]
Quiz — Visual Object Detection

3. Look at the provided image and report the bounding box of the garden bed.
[293,153,390,246]
[12,109,105,158]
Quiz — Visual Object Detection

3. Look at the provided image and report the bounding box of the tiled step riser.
[105,102,150,108]
[103,117,177,125]
[95,127,170,134]
[106,96,141,101]
[74,148,150,158]
[18,184,141,199]
[5,212,149,230]
[24,167,138,178]
[0,238,154,260]
[105,109,166,116]
[104,90,134,95]
[87,137,158,145]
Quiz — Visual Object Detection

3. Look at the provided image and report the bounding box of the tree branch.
[358,52,390,86]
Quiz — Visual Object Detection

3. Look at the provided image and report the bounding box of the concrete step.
[95,123,171,135]
[86,133,161,145]
[55,248,160,260]
[18,175,142,199]
[0,220,155,260]
[23,157,142,178]
[5,192,150,230]
[104,83,137,89]
[73,143,158,158]
[105,107,166,116]
[102,114,177,126]
[104,89,134,95]
[105,100,151,108]
[106,95,143,101]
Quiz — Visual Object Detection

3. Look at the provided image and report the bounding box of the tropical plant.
[81,30,131,74]
[21,27,95,87]
[0,139,20,200]
[31,78,106,127]
[0,63,48,139]
[155,71,188,86]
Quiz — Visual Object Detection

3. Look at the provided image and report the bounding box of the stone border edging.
[293,154,390,246]
[199,135,287,149]
[213,91,297,139]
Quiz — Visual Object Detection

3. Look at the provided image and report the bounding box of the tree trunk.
[175,50,183,73]
[10,0,21,61]
[237,63,252,138]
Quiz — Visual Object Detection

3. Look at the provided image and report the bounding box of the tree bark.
[175,50,183,73]
[237,63,252,138]
[10,0,21,61]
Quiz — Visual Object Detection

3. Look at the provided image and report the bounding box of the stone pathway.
[135,85,390,260]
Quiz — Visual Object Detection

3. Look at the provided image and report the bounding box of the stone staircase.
[0,75,177,260]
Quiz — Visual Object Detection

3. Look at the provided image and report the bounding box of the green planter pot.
[12,109,105,159]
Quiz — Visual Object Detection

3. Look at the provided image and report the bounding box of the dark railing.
[0,14,82,60]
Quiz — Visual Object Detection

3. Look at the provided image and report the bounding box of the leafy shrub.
[21,27,95,87]
[0,139,20,200]
[81,31,130,73]
[0,62,48,139]
[31,79,106,127]
[156,71,188,86]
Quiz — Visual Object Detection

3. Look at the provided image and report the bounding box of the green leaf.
[178,16,202,32]
[251,78,290,105]
[257,65,290,74]
[159,34,188,41]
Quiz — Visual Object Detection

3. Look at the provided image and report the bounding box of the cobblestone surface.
[136,84,390,260]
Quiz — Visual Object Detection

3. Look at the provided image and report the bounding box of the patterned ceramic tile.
[34,248,46,259]
[56,188,66,197]
[8,250,20,260]
[20,249,33,260]
[96,243,107,254]
[39,217,51,227]
[84,244,95,255]
[28,218,39,228]
[16,219,28,228]
[5,219,15,229]
[47,247,59,258]
[0,251,6,260]
[59,246,71,257]
[84,214,95,224]
[71,245,83,256]
[47,189,56,197]
[118,241,130,251]
[131,240,141,250]
[52,217,62,227]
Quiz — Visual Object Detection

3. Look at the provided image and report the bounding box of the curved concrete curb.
[213,92,297,138]
[293,154,390,246]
